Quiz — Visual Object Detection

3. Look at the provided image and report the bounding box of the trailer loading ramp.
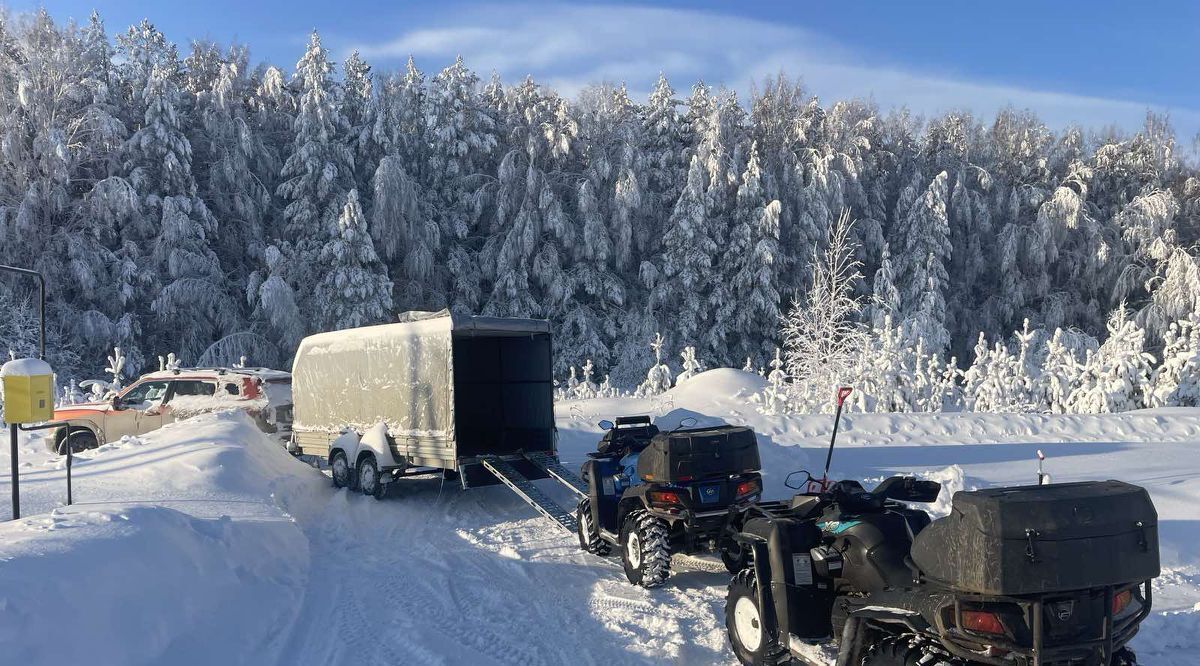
[479,454,582,533]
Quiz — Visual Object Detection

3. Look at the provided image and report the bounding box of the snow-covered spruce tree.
[1068,304,1156,413]
[867,245,901,329]
[651,156,717,350]
[1146,314,1200,407]
[853,315,911,413]
[755,348,791,415]
[427,57,497,236]
[198,55,271,296]
[480,77,577,337]
[781,210,868,412]
[896,171,952,352]
[275,31,353,314]
[639,74,685,256]
[341,50,379,197]
[559,179,623,370]
[634,333,674,398]
[677,346,706,384]
[313,189,394,330]
[570,359,599,400]
[1040,328,1088,413]
[120,35,238,362]
[723,142,783,363]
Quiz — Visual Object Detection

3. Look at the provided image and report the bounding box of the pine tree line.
[1,11,1198,391]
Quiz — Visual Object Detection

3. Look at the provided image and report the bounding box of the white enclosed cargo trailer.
[290,310,566,492]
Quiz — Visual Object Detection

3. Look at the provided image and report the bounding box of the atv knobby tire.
[576,498,610,555]
[721,541,750,574]
[861,635,957,666]
[725,568,783,665]
[620,510,671,588]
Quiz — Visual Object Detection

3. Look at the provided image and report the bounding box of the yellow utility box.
[1,358,54,424]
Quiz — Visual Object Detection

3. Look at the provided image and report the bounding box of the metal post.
[64,422,72,505]
[9,424,18,520]
[1,265,47,521]
[0,264,46,360]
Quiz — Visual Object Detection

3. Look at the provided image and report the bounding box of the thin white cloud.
[346,3,1200,140]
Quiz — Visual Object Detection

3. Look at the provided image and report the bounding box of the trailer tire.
[861,635,957,666]
[358,454,387,500]
[620,510,671,588]
[330,451,351,488]
[725,567,780,665]
[576,498,610,555]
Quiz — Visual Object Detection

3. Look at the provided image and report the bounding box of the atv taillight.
[735,479,761,499]
[648,490,683,507]
[961,610,1005,635]
[1112,589,1133,615]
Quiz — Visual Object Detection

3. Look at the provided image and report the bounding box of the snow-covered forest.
[1,10,1199,406]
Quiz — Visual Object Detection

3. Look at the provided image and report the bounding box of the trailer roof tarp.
[291,311,550,441]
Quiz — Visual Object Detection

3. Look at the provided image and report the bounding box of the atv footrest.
[525,451,588,498]
[480,455,578,533]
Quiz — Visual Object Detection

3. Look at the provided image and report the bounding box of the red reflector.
[649,491,682,505]
[676,475,694,482]
[735,480,760,497]
[1113,590,1132,615]
[961,610,1005,635]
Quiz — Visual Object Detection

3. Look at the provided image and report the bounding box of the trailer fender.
[328,430,361,467]
[358,422,404,471]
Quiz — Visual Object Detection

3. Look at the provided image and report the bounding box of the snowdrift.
[0,412,324,666]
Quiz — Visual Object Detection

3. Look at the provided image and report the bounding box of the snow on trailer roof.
[300,310,550,349]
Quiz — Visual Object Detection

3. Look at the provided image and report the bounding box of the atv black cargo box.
[911,480,1159,596]
[636,425,760,483]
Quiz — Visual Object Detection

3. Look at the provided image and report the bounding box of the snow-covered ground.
[2,369,1199,665]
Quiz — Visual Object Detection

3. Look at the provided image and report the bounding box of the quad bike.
[576,415,771,587]
[725,388,1159,665]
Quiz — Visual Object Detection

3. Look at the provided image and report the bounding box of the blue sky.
[13,1,1200,141]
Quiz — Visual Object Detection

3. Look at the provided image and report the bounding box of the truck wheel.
[576,498,610,555]
[721,542,749,574]
[358,455,387,500]
[57,429,97,455]
[620,510,671,588]
[330,451,351,488]
[861,636,957,665]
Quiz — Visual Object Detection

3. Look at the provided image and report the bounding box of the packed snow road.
[3,370,1200,665]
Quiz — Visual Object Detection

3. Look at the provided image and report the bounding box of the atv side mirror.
[785,470,812,490]
[597,419,614,431]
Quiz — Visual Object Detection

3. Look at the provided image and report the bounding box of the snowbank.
[0,412,325,666]
[0,505,306,665]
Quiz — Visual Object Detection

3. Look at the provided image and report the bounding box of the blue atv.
[577,416,766,588]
